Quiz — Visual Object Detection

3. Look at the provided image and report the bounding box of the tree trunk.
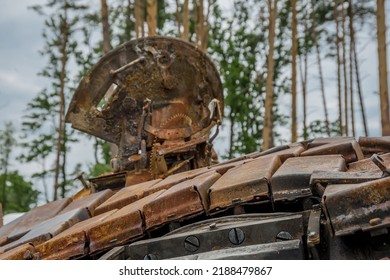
[101,0,112,53]
[299,27,308,140]
[348,0,355,137]
[135,0,145,38]
[147,0,157,36]
[53,10,69,201]
[377,0,390,135]
[0,203,3,227]
[341,0,349,136]
[311,0,330,136]
[262,0,277,150]
[334,0,343,135]
[175,0,182,37]
[229,113,234,159]
[350,3,368,136]
[291,0,297,143]
[182,0,189,41]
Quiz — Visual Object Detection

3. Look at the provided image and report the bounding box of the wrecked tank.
[1,37,390,260]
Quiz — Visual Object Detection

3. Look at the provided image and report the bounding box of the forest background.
[0,0,389,215]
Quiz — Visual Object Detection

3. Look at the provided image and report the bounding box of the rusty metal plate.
[65,36,223,146]
[209,156,282,212]
[0,208,90,253]
[307,137,355,148]
[88,190,165,253]
[359,136,390,155]
[89,171,127,192]
[208,158,252,175]
[310,170,383,186]
[59,189,113,216]
[271,155,346,202]
[0,198,71,245]
[301,139,364,163]
[128,213,303,260]
[323,177,390,237]
[253,144,306,162]
[169,240,304,260]
[94,179,162,216]
[36,210,116,260]
[348,153,390,172]
[144,172,221,230]
[150,167,210,191]
[0,243,37,260]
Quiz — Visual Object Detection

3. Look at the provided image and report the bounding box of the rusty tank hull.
[1,37,390,260]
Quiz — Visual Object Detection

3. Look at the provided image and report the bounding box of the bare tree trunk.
[175,0,182,37]
[262,0,278,150]
[341,0,349,136]
[101,0,112,53]
[377,0,390,135]
[348,0,355,137]
[53,11,69,201]
[0,203,3,227]
[135,0,145,38]
[291,0,298,143]
[147,0,157,36]
[299,29,308,140]
[125,0,133,41]
[350,5,368,136]
[182,0,189,41]
[311,0,330,136]
[334,0,343,135]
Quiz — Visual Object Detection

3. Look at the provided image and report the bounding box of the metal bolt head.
[276,231,293,241]
[209,223,217,230]
[228,228,245,245]
[143,254,158,260]
[369,218,382,226]
[184,235,200,252]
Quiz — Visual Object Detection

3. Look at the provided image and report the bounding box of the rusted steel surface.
[359,136,390,155]
[144,172,221,230]
[0,243,37,260]
[253,144,306,162]
[89,171,128,192]
[36,210,115,260]
[150,167,210,191]
[348,153,390,172]
[209,156,281,212]
[271,155,346,202]
[88,190,165,253]
[0,208,90,253]
[208,158,252,175]
[59,189,113,216]
[310,171,383,186]
[0,198,71,246]
[94,179,161,216]
[322,177,390,237]
[128,214,303,260]
[301,139,364,164]
[307,137,355,148]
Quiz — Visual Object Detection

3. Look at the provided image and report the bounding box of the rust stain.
[209,156,281,212]
[144,171,221,229]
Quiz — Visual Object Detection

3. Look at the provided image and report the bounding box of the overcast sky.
[0,0,388,198]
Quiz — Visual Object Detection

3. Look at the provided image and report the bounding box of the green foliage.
[0,172,39,214]
[21,0,88,200]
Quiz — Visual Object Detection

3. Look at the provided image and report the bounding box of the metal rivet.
[209,223,217,230]
[369,217,382,226]
[276,231,293,241]
[23,250,33,260]
[228,228,245,245]
[184,236,200,252]
[143,254,158,260]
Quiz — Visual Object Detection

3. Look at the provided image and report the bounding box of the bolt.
[184,236,200,252]
[369,217,382,226]
[228,228,245,245]
[308,231,320,244]
[209,223,217,230]
[276,231,293,242]
[23,250,33,260]
[143,254,158,260]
